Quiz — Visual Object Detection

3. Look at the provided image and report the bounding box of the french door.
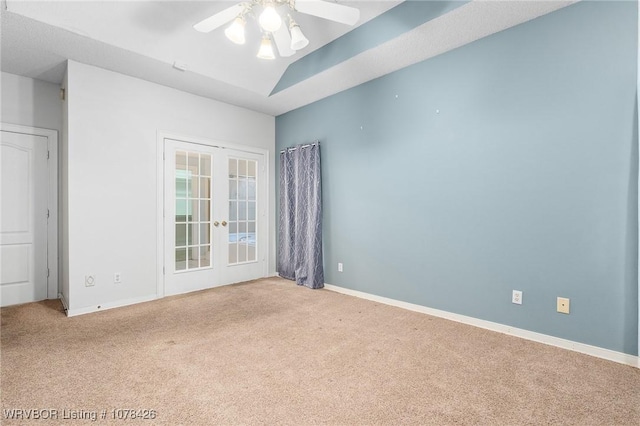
[163,138,266,296]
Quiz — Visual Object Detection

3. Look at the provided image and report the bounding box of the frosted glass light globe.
[257,36,276,60]
[225,17,246,45]
[259,4,282,32]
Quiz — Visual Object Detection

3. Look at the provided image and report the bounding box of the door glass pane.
[200,177,210,198]
[248,180,256,201]
[238,179,247,199]
[176,151,187,170]
[175,149,213,272]
[190,200,199,222]
[229,243,237,264]
[175,248,186,271]
[229,201,237,221]
[175,224,186,246]
[190,177,199,199]
[200,246,210,268]
[188,152,199,172]
[200,155,211,176]
[199,201,210,222]
[200,223,210,245]
[176,174,187,198]
[176,199,187,223]
[188,247,199,268]
[229,159,237,178]
[238,201,247,220]
[229,180,237,200]
[248,222,256,253]
[188,223,198,245]
[185,198,192,219]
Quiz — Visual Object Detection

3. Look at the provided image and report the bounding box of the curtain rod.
[280,140,320,154]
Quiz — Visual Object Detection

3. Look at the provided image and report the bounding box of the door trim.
[0,123,59,300]
[155,131,270,298]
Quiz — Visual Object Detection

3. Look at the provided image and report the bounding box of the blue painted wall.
[276,1,639,355]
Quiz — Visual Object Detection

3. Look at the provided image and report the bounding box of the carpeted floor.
[1,277,639,425]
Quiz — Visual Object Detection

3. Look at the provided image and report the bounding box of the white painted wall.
[65,61,275,314]
[1,72,62,132]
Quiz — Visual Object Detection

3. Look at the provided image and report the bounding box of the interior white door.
[219,150,267,285]
[1,131,48,306]
[164,139,217,296]
[163,139,267,296]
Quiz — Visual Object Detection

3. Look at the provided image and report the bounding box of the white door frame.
[155,131,269,298]
[0,123,59,300]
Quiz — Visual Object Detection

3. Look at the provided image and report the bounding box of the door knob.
[221,221,227,226]
[213,221,220,227]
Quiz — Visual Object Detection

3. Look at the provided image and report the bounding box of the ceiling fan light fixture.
[289,22,309,51]
[224,16,246,45]
[257,35,276,60]
[193,0,361,60]
[258,3,282,32]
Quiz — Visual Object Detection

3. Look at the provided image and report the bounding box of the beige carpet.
[1,277,639,425]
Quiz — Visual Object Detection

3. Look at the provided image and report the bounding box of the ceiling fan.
[193,0,361,60]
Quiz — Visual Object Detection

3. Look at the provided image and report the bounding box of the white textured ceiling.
[1,0,576,116]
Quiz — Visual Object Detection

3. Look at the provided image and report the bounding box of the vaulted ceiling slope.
[1,1,575,116]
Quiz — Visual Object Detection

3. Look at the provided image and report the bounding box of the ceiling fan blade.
[273,25,295,57]
[295,0,360,26]
[193,4,243,33]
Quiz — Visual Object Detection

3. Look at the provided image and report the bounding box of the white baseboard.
[323,283,640,369]
[65,294,158,317]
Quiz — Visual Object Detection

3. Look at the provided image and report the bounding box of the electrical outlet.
[338,263,343,272]
[114,273,122,284]
[557,297,570,314]
[85,275,95,287]
[512,290,522,305]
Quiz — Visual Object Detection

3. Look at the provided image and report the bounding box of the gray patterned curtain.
[278,142,324,289]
